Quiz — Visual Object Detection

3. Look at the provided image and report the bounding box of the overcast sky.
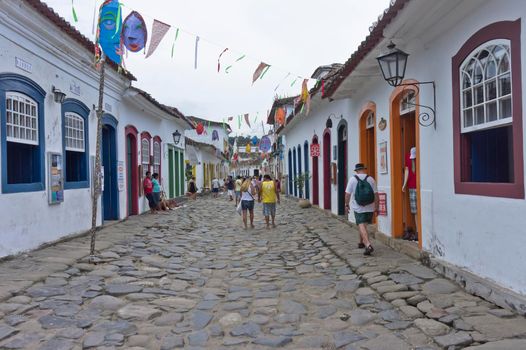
[43,0,391,135]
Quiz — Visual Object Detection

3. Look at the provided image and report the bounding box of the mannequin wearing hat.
[402,147,417,237]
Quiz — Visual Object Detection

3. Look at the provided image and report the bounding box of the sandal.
[364,245,374,256]
[358,243,366,249]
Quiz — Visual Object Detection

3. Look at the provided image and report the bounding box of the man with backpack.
[345,163,379,256]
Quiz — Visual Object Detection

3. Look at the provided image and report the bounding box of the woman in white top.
[240,178,256,229]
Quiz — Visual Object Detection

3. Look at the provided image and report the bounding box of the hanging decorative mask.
[276,107,286,125]
[246,143,252,153]
[196,122,204,135]
[122,11,147,53]
[212,130,219,141]
[251,136,258,146]
[98,0,123,65]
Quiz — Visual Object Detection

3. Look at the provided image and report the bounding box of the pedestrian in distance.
[152,173,162,211]
[188,177,198,200]
[226,175,235,201]
[234,175,243,206]
[240,177,256,229]
[344,163,379,256]
[258,174,280,229]
[211,177,220,198]
[142,171,156,214]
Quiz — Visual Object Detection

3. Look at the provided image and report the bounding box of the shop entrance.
[311,136,319,206]
[337,121,348,215]
[390,89,421,245]
[323,130,331,210]
[360,108,376,178]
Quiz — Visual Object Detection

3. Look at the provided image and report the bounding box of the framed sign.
[310,143,320,157]
[378,192,387,216]
[331,162,337,185]
[379,141,388,174]
[333,145,337,161]
[48,153,64,205]
[117,161,125,192]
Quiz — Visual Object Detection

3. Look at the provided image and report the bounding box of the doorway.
[312,136,319,206]
[168,146,175,198]
[323,129,331,210]
[288,149,293,195]
[297,145,302,198]
[293,147,297,197]
[304,141,310,200]
[125,126,138,216]
[390,88,421,244]
[337,122,348,215]
[360,109,376,178]
[102,115,119,221]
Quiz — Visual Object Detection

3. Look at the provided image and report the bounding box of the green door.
[168,147,175,198]
[179,151,184,196]
[174,150,180,197]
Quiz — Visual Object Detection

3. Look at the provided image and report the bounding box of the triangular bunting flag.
[217,48,229,72]
[244,113,251,128]
[146,19,171,58]
[252,62,270,84]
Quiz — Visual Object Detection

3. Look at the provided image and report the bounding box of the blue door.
[102,116,119,221]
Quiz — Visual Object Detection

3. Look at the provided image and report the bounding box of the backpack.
[354,175,375,206]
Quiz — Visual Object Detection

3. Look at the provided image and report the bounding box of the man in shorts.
[258,174,280,229]
[234,175,243,206]
[211,177,220,198]
[344,163,378,256]
[225,175,234,201]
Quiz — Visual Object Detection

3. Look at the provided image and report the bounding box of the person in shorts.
[344,163,378,256]
[143,171,156,214]
[226,175,235,201]
[234,175,243,206]
[211,177,220,198]
[152,173,162,210]
[240,177,256,229]
[258,174,280,229]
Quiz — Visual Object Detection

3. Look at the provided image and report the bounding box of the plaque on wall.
[48,153,64,205]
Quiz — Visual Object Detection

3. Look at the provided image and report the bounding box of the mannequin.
[402,146,417,239]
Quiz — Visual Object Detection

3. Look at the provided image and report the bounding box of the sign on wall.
[378,192,387,216]
[48,153,64,205]
[117,161,125,192]
[310,143,320,157]
[379,141,388,174]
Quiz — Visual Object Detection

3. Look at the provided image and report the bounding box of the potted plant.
[294,172,312,208]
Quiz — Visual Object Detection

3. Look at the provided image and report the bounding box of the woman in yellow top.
[258,174,280,229]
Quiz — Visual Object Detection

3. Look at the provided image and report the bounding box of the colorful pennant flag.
[171,28,180,58]
[71,0,78,22]
[252,62,271,84]
[274,72,291,91]
[237,115,241,129]
[301,79,311,115]
[146,19,171,58]
[217,48,229,72]
[225,54,246,74]
[194,36,200,69]
[244,113,251,128]
[228,116,234,122]
[290,77,299,87]
[275,107,285,125]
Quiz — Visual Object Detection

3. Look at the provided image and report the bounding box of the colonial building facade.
[274,0,526,308]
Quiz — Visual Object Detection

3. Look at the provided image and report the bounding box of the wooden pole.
[89,58,106,258]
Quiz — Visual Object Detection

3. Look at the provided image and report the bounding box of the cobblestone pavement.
[0,195,525,349]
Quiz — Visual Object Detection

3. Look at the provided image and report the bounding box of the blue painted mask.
[123,11,147,53]
[98,0,122,64]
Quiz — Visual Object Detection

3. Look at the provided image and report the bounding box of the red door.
[323,130,331,210]
[312,137,319,206]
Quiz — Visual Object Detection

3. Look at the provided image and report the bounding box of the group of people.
[143,171,178,213]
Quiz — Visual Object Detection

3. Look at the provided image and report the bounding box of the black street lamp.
[52,86,67,104]
[172,130,182,145]
[376,42,436,128]
[376,42,409,87]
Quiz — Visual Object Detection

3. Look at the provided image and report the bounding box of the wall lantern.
[376,41,437,128]
[326,117,333,129]
[172,130,182,145]
[52,86,66,104]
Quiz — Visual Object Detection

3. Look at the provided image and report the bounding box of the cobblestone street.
[0,195,525,349]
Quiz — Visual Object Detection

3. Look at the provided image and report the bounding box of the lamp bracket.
[397,81,436,129]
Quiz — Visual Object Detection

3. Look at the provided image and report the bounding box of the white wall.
[0,1,129,256]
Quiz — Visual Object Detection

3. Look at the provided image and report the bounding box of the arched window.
[1,74,46,193]
[141,132,151,177]
[62,99,90,189]
[153,136,162,176]
[461,41,511,132]
[452,20,523,198]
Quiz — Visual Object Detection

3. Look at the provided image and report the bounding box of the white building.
[0,0,192,257]
[185,117,231,190]
[276,0,526,311]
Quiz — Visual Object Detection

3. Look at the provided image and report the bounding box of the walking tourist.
[152,173,162,211]
[344,163,378,256]
[258,174,280,229]
[211,177,220,198]
[235,175,243,206]
[188,177,198,200]
[240,177,256,229]
[143,171,156,214]
[226,175,235,201]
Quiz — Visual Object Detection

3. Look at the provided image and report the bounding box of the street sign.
[310,143,320,157]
